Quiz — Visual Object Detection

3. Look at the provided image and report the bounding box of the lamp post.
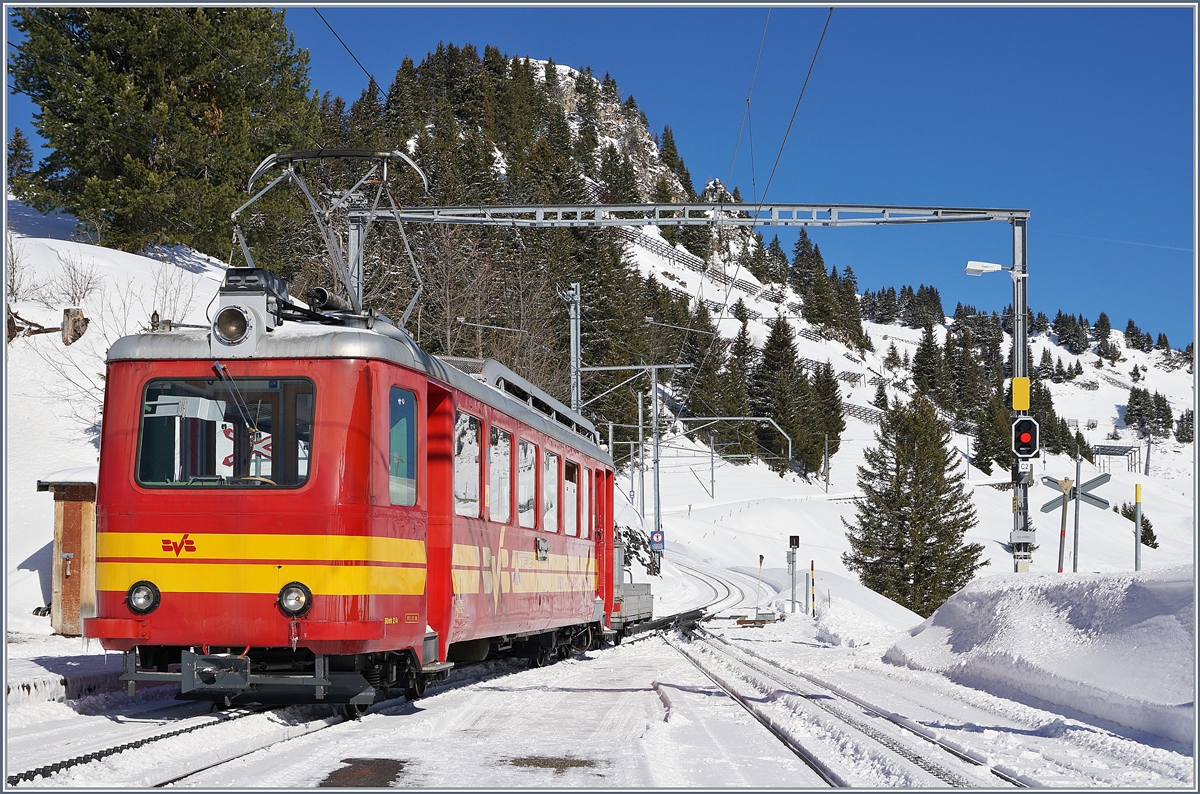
[965,217,1032,572]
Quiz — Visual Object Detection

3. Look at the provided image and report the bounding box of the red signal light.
[1012,417,1040,458]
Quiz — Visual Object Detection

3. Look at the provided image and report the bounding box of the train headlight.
[278,582,312,617]
[214,306,251,344]
[127,581,160,615]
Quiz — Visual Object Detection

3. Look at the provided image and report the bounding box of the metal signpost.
[1041,472,1111,572]
[787,535,800,614]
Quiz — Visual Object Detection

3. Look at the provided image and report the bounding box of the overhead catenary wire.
[673,8,834,423]
[314,8,383,101]
[725,9,771,192]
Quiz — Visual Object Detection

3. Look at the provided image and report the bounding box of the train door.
[423,382,456,664]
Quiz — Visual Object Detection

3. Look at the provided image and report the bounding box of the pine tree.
[971,389,1011,475]
[872,380,889,410]
[1115,503,1159,549]
[912,325,941,395]
[1094,311,1111,341]
[810,361,846,459]
[1176,409,1193,443]
[9,8,319,256]
[884,342,901,370]
[842,395,987,617]
[7,128,34,196]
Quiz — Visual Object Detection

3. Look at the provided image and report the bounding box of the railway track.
[688,626,1029,787]
[5,657,533,788]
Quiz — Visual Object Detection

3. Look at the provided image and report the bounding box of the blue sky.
[7,6,1196,344]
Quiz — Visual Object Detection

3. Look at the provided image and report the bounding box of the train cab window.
[389,387,417,506]
[137,377,313,488]
[489,427,512,523]
[563,461,579,537]
[517,440,537,528]
[453,412,482,517]
[581,467,590,539]
[542,451,559,532]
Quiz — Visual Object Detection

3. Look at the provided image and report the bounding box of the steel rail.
[691,626,1029,788]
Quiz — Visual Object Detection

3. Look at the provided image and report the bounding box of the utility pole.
[1010,218,1033,572]
[560,282,582,412]
[824,434,830,493]
[638,392,645,519]
[709,431,716,499]
[1134,484,1143,571]
[1072,455,1082,573]
[581,363,691,537]
[652,367,661,537]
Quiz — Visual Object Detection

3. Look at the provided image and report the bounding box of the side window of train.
[581,467,590,539]
[389,387,417,506]
[517,440,537,528]
[453,412,481,517]
[563,461,579,537]
[489,426,512,523]
[542,451,559,532]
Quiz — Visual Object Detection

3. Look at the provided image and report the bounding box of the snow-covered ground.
[4,201,1194,785]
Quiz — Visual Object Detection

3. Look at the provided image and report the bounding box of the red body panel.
[88,354,616,663]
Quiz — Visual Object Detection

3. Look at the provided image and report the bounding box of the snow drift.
[884,565,1195,745]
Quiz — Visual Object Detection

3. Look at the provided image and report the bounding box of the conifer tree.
[842,395,987,617]
[884,342,901,370]
[9,8,320,255]
[912,325,942,395]
[1176,409,1193,443]
[1115,503,1159,548]
[971,389,1011,475]
[1094,311,1111,341]
[810,361,846,458]
[872,380,889,410]
[7,128,33,196]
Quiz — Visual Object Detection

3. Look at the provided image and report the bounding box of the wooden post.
[39,479,97,636]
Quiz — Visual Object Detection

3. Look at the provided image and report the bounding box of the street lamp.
[964,260,1007,276]
[965,218,1032,573]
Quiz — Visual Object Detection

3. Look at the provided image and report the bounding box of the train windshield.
[137,378,314,488]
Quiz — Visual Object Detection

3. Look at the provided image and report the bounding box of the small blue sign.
[649,530,665,551]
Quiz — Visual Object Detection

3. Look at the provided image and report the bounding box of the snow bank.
[884,565,1195,745]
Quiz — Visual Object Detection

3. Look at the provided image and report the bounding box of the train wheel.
[528,647,547,668]
[556,645,570,661]
[404,676,427,701]
[339,702,368,721]
[613,630,623,646]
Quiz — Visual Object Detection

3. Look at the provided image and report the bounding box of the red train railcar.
[84,268,625,715]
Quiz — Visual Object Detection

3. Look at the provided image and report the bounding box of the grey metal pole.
[608,422,613,455]
[1072,455,1082,573]
[569,282,581,412]
[1011,218,1032,572]
[824,434,830,493]
[1144,435,1152,476]
[652,368,661,536]
[1057,499,1069,573]
[804,570,811,615]
[1134,484,1143,571]
[348,217,365,312]
[789,550,796,614]
[637,392,645,519]
[710,431,715,499]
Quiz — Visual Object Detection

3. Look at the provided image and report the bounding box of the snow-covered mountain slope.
[5,207,226,628]
[4,197,1193,754]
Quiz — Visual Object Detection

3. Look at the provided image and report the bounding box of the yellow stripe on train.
[97,562,426,596]
[98,533,427,565]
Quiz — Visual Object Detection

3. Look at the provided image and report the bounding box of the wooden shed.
[36,467,99,636]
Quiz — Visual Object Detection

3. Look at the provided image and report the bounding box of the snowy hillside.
[4,197,1194,758]
[5,205,227,628]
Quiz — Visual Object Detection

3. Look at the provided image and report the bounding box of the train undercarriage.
[118,620,619,719]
